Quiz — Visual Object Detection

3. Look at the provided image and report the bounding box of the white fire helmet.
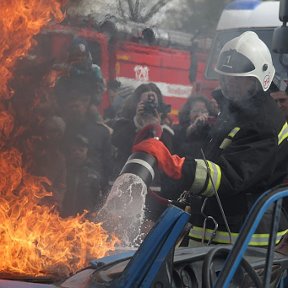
[215,31,275,92]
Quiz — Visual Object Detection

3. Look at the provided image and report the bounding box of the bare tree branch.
[118,0,127,20]
[133,0,141,21]
[141,0,171,23]
[127,0,136,21]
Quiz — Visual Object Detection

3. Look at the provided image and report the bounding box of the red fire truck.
[37,16,196,120]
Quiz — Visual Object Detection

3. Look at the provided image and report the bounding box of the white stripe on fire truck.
[116,77,193,99]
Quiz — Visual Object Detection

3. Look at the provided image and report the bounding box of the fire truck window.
[87,40,102,66]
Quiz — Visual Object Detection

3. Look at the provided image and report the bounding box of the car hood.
[0,279,56,288]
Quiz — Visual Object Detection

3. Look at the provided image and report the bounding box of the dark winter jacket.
[149,91,288,246]
[180,91,288,245]
[173,123,211,158]
[61,160,102,217]
[64,118,113,192]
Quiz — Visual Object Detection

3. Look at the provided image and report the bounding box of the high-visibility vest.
[188,122,288,247]
[189,226,288,246]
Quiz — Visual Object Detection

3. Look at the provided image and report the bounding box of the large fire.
[0,0,119,280]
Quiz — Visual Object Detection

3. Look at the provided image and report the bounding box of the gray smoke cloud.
[67,0,181,26]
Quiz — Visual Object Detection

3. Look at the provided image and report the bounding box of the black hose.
[202,246,262,288]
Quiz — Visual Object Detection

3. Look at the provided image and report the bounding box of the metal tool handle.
[201,149,233,244]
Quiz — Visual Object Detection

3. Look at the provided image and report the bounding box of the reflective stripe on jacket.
[278,122,288,145]
[182,92,288,246]
[190,159,222,197]
[189,226,288,246]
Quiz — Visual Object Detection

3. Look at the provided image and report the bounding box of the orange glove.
[132,138,185,180]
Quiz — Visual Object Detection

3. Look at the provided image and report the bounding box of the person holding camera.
[111,83,175,234]
[111,82,173,178]
[173,96,217,159]
[134,87,162,128]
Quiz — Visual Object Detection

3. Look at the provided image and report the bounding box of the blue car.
[1,186,288,288]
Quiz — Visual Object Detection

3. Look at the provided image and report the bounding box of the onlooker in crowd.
[26,115,67,208]
[61,134,103,217]
[104,79,122,120]
[54,73,113,209]
[52,37,106,134]
[111,82,174,238]
[104,80,135,123]
[270,78,288,121]
[111,82,173,177]
[173,96,216,158]
[55,37,106,107]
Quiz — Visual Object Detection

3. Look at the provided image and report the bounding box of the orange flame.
[0,0,65,99]
[0,148,119,278]
[0,0,119,280]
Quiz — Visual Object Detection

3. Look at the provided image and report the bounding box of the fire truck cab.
[37,17,195,120]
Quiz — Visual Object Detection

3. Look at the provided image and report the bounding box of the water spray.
[97,151,157,247]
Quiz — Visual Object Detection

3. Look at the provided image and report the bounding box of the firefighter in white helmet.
[133,31,288,246]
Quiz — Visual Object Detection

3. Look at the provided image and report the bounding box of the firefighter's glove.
[134,124,163,144]
[132,138,185,180]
